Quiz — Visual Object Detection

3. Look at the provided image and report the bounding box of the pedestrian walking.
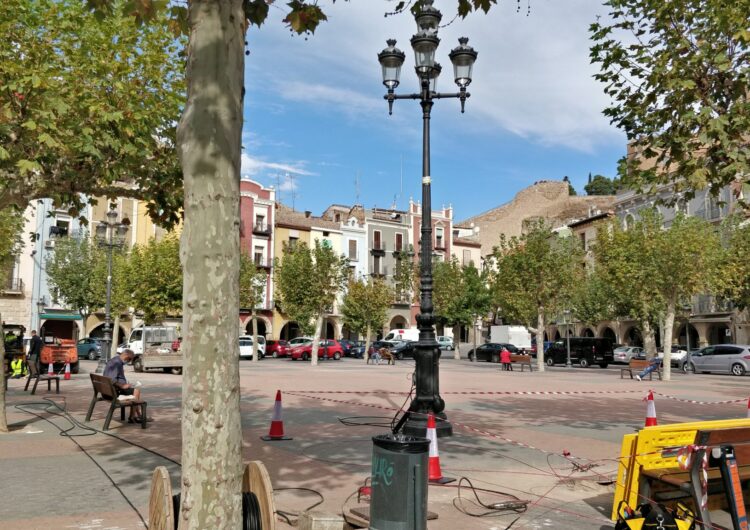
[28,329,43,370]
[500,346,512,371]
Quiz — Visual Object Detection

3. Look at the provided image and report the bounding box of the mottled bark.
[364,324,371,363]
[0,317,7,433]
[536,309,546,372]
[251,309,259,363]
[662,301,676,381]
[177,1,244,528]
[310,315,323,366]
[643,320,657,360]
[452,324,460,360]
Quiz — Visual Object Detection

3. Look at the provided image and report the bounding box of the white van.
[126,326,178,355]
[383,328,420,343]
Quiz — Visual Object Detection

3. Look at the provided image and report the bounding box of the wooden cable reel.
[148,461,276,530]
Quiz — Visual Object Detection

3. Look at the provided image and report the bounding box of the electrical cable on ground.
[273,487,325,526]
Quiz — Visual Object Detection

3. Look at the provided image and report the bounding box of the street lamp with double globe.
[378,0,478,438]
[94,205,130,373]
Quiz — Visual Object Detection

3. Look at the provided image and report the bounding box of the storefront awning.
[39,313,82,321]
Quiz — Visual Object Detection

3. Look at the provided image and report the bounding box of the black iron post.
[378,2,477,438]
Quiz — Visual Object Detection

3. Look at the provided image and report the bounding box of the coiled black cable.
[172,492,262,530]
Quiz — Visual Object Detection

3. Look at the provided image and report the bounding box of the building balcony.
[1,277,23,295]
[370,243,386,257]
[254,258,272,270]
[434,240,446,251]
[691,294,734,315]
[252,223,272,236]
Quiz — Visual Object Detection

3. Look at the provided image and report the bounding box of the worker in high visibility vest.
[10,354,27,378]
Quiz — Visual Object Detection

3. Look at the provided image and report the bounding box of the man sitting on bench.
[635,356,662,381]
[103,348,150,423]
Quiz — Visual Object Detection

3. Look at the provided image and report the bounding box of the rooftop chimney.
[304,210,311,218]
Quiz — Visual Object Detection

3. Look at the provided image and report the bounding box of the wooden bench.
[509,354,533,372]
[640,426,750,528]
[367,348,396,365]
[85,374,148,430]
[620,358,661,380]
[23,359,60,395]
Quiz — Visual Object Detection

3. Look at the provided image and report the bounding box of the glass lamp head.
[410,33,440,75]
[449,37,478,88]
[378,39,406,89]
[414,0,442,33]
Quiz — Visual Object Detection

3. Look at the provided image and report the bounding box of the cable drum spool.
[171,492,262,530]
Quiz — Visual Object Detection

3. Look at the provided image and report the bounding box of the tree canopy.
[129,235,182,324]
[590,0,750,204]
[584,174,619,196]
[341,277,392,360]
[0,0,185,226]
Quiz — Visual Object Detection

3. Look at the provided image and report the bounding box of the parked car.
[368,340,397,357]
[437,336,454,350]
[685,344,750,376]
[545,338,613,368]
[468,343,520,363]
[288,337,313,348]
[338,339,357,357]
[613,346,643,364]
[77,337,104,360]
[238,335,265,360]
[390,340,419,360]
[290,339,343,361]
[657,345,687,367]
[266,340,290,358]
[350,340,367,358]
[529,339,552,357]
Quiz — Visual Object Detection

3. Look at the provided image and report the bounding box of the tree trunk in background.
[364,324,371,363]
[643,320,657,360]
[177,1,244,528]
[111,314,121,359]
[252,309,259,363]
[536,309,546,372]
[472,317,478,360]
[452,324,460,360]
[662,301,676,381]
[311,315,323,366]
[0,317,7,433]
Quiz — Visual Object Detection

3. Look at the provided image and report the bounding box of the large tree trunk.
[311,315,323,366]
[177,1,244,528]
[452,323,460,360]
[536,309,546,372]
[662,300,676,381]
[0,317,7,433]
[252,309,259,363]
[364,324,371,363]
[642,320,657,360]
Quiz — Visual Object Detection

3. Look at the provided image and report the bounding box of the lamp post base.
[403,412,453,438]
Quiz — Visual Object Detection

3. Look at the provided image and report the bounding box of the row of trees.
[492,213,750,379]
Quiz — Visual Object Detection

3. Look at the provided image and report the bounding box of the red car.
[266,340,290,358]
[290,339,343,361]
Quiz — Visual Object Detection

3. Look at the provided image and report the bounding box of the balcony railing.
[370,242,386,256]
[252,222,271,235]
[1,277,23,294]
[253,258,272,269]
[692,294,734,315]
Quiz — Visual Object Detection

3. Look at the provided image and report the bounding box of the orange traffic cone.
[64,362,71,380]
[47,362,54,376]
[645,391,657,427]
[427,413,455,484]
[261,390,292,441]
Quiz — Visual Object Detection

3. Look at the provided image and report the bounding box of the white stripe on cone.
[47,362,54,376]
[64,362,71,380]
[645,390,657,427]
[272,393,283,421]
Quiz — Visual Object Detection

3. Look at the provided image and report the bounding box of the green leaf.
[21,119,37,130]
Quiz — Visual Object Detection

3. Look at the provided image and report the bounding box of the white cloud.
[246,0,623,151]
[240,153,314,179]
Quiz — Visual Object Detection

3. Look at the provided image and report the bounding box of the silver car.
[687,344,750,376]
[613,346,643,364]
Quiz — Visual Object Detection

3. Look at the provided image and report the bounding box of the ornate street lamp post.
[378,0,478,438]
[94,205,129,373]
[564,310,572,368]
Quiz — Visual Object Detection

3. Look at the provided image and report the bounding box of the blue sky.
[241,0,624,222]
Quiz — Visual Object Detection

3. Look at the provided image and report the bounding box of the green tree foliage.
[239,251,268,361]
[715,218,750,310]
[563,176,577,196]
[129,235,182,324]
[569,269,613,327]
[0,208,24,283]
[490,220,581,371]
[584,174,619,196]
[341,277,393,361]
[274,240,349,365]
[590,0,750,204]
[393,246,418,303]
[592,210,719,378]
[0,0,185,227]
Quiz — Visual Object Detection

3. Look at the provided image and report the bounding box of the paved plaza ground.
[2,355,748,530]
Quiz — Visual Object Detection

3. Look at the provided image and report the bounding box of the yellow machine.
[612,418,750,529]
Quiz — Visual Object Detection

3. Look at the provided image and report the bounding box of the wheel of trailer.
[132,356,144,372]
[579,358,590,368]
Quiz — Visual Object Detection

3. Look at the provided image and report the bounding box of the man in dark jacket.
[28,329,43,370]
